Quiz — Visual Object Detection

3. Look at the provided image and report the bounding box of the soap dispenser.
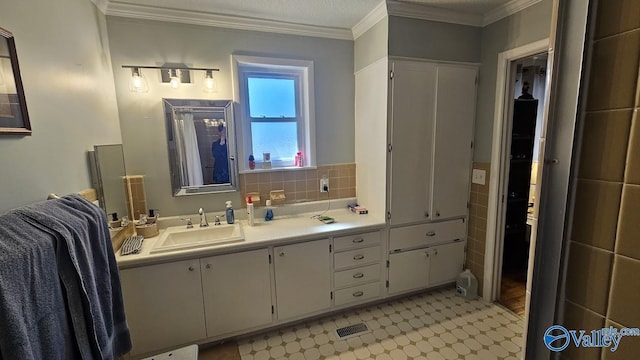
[225,201,235,224]
[264,200,274,221]
[246,195,255,226]
[109,213,121,228]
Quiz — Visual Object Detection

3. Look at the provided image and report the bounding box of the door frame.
[483,38,550,301]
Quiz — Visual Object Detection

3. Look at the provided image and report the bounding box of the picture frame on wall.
[0,26,31,135]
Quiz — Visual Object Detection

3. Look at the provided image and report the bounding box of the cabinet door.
[388,249,430,295]
[274,239,331,320]
[201,249,272,338]
[429,241,466,286]
[432,65,477,220]
[389,60,437,225]
[120,259,206,356]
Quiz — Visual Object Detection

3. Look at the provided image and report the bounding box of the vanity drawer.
[389,219,465,252]
[333,231,381,251]
[334,245,381,270]
[334,263,381,289]
[334,282,382,306]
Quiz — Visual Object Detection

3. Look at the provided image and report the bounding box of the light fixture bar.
[122,65,220,72]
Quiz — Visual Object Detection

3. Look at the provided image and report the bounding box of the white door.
[274,239,331,320]
[432,65,477,220]
[389,60,437,225]
[388,248,431,295]
[429,241,466,286]
[120,259,206,356]
[200,249,272,337]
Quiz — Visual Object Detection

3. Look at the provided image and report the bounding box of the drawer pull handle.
[353,254,365,260]
[353,291,364,297]
[426,231,436,237]
[353,272,365,279]
[188,266,195,272]
[352,238,364,243]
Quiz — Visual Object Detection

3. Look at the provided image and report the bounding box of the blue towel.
[0,212,79,359]
[7,194,131,359]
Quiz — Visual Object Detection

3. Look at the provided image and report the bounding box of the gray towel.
[0,211,79,359]
[13,195,131,359]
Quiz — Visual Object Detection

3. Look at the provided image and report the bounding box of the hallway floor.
[499,272,527,316]
[199,287,524,360]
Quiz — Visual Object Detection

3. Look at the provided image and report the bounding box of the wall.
[106,17,355,216]
[354,18,388,72]
[560,1,640,358]
[474,0,553,162]
[388,16,481,63]
[467,162,490,296]
[0,0,122,213]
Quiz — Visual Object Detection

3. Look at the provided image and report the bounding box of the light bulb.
[128,68,149,93]
[169,69,181,89]
[203,70,216,93]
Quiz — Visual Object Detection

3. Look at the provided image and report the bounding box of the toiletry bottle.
[246,195,255,226]
[264,199,274,221]
[109,213,121,228]
[225,201,235,224]
[147,209,157,224]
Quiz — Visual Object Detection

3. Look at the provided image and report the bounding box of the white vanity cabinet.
[274,239,332,320]
[120,259,206,356]
[200,249,272,338]
[388,60,476,225]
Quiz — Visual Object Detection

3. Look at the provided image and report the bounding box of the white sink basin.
[150,223,244,254]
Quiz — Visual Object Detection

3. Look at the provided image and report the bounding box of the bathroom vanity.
[116,208,466,358]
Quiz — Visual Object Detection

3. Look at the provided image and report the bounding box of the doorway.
[499,54,548,316]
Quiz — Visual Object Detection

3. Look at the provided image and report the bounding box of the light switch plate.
[472,169,486,185]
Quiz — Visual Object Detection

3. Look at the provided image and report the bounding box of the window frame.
[232,55,316,172]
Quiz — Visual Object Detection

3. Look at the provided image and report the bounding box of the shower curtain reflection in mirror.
[175,112,204,186]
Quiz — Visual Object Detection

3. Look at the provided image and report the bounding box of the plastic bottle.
[246,195,255,226]
[264,199,274,221]
[225,201,235,224]
[456,269,478,300]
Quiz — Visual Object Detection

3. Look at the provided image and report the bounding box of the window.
[233,56,316,171]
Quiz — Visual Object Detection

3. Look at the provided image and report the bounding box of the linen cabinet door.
[388,60,437,225]
[388,248,430,295]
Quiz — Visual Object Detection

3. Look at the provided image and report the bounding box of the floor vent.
[335,323,370,340]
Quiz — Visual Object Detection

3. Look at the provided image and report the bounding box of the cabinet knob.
[436,211,440,217]
[352,291,364,297]
[279,251,285,257]
[434,250,438,256]
[188,266,195,272]
[426,231,436,237]
[205,264,211,269]
[352,238,364,244]
[353,254,365,261]
[425,252,429,258]
[353,272,365,279]
[425,211,429,218]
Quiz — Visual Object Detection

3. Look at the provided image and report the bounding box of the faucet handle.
[214,215,221,225]
[181,217,193,228]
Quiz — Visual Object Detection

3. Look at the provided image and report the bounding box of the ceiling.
[95,0,533,39]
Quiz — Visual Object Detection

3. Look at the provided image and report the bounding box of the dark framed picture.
[0,26,30,135]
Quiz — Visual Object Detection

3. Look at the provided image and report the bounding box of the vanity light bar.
[121,65,220,72]
[122,65,220,92]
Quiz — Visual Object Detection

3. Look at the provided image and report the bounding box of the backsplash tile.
[239,163,356,207]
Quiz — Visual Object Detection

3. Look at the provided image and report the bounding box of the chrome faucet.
[198,208,209,227]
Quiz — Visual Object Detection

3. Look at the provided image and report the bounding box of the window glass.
[248,77,296,118]
[250,122,298,162]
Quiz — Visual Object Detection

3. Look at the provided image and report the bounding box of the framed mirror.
[89,144,128,219]
[0,27,30,135]
[163,99,239,196]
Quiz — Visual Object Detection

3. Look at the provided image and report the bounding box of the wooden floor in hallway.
[499,272,527,316]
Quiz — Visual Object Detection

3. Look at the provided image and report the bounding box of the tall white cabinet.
[388,60,476,225]
[356,58,477,296]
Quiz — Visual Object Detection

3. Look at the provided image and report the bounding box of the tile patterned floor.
[236,288,524,360]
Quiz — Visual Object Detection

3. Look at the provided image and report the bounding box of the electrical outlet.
[472,169,486,185]
[320,176,329,192]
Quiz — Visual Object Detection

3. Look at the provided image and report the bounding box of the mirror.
[89,144,128,219]
[0,27,30,135]
[163,99,238,196]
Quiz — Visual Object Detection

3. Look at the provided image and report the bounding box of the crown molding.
[100,1,354,40]
[483,0,543,26]
[386,0,483,27]
[352,1,388,40]
[91,0,109,13]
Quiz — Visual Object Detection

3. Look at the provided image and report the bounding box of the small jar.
[248,155,255,170]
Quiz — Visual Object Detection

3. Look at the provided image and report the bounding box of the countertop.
[116,208,386,269]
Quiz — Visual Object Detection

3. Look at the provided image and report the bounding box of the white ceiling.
[95,0,535,39]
